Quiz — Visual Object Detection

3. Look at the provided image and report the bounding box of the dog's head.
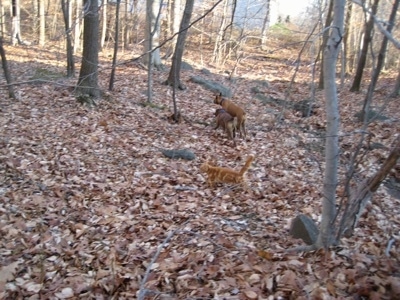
[214,93,223,104]
[215,108,226,116]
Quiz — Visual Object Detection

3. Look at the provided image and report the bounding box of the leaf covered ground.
[0,44,399,299]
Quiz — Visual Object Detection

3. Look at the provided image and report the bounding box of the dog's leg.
[237,119,243,138]
[242,119,246,138]
[214,120,220,130]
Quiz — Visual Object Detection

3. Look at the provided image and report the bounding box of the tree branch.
[339,135,400,238]
[351,0,400,49]
[118,0,224,67]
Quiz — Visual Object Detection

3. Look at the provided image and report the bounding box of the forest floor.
[0,41,399,299]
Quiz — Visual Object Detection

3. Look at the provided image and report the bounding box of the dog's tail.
[239,156,254,175]
[232,117,237,138]
[232,117,238,128]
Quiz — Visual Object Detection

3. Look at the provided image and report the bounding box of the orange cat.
[200,156,254,188]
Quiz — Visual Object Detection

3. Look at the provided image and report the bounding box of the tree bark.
[164,0,181,59]
[144,0,163,69]
[100,0,107,50]
[77,0,100,98]
[0,0,5,38]
[165,0,194,89]
[350,0,380,92]
[11,0,22,45]
[123,0,130,49]
[316,0,345,249]
[343,0,353,74]
[38,0,45,46]
[61,0,75,77]
[213,0,228,65]
[391,64,400,97]
[73,0,81,54]
[0,37,15,98]
[260,0,271,50]
[318,0,334,90]
[109,0,121,91]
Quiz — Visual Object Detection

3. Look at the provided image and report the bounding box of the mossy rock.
[30,68,64,81]
[76,94,96,107]
[190,76,232,98]
[354,110,389,122]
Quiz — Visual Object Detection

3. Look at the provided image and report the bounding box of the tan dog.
[214,93,246,138]
[215,108,236,143]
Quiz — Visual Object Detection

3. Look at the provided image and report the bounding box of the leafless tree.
[349,0,380,92]
[38,0,45,46]
[144,0,163,69]
[77,0,100,98]
[260,0,271,50]
[61,0,75,77]
[315,0,345,249]
[0,37,15,98]
[11,0,22,45]
[109,0,121,91]
[360,0,399,122]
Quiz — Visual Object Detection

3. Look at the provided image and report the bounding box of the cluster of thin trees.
[0,0,399,250]
[0,1,398,96]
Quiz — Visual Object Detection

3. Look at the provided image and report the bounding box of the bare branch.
[351,0,400,49]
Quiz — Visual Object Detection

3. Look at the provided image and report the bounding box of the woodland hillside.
[0,2,400,298]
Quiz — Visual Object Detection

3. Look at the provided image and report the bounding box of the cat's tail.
[239,155,254,175]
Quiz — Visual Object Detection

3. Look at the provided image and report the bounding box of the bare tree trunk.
[100,0,107,50]
[123,0,130,50]
[0,37,15,98]
[391,64,400,97]
[0,0,5,38]
[360,0,399,122]
[109,0,121,91]
[11,0,22,45]
[145,0,164,103]
[213,0,228,66]
[343,0,353,74]
[165,0,194,89]
[144,0,163,69]
[61,0,75,77]
[50,0,61,40]
[165,0,195,121]
[32,0,38,38]
[350,0,380,92]
[73,0,81,54]
[77,0,100,98]
[339,136,400,238]
[132,0,139,43]
[39,0,45,46]
[260,0,271,50]
[316,0,345,249]
[164,0,181,59]
[318,0,333,90]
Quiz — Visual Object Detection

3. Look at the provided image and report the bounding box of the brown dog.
[215,108,236,142]
[214,93,246,138]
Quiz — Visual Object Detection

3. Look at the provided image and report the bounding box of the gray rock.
[201,68,211,75]
[190,76,232,98]
[181,61,193,71]
[289,214,319,245]
[161,149,195,161]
